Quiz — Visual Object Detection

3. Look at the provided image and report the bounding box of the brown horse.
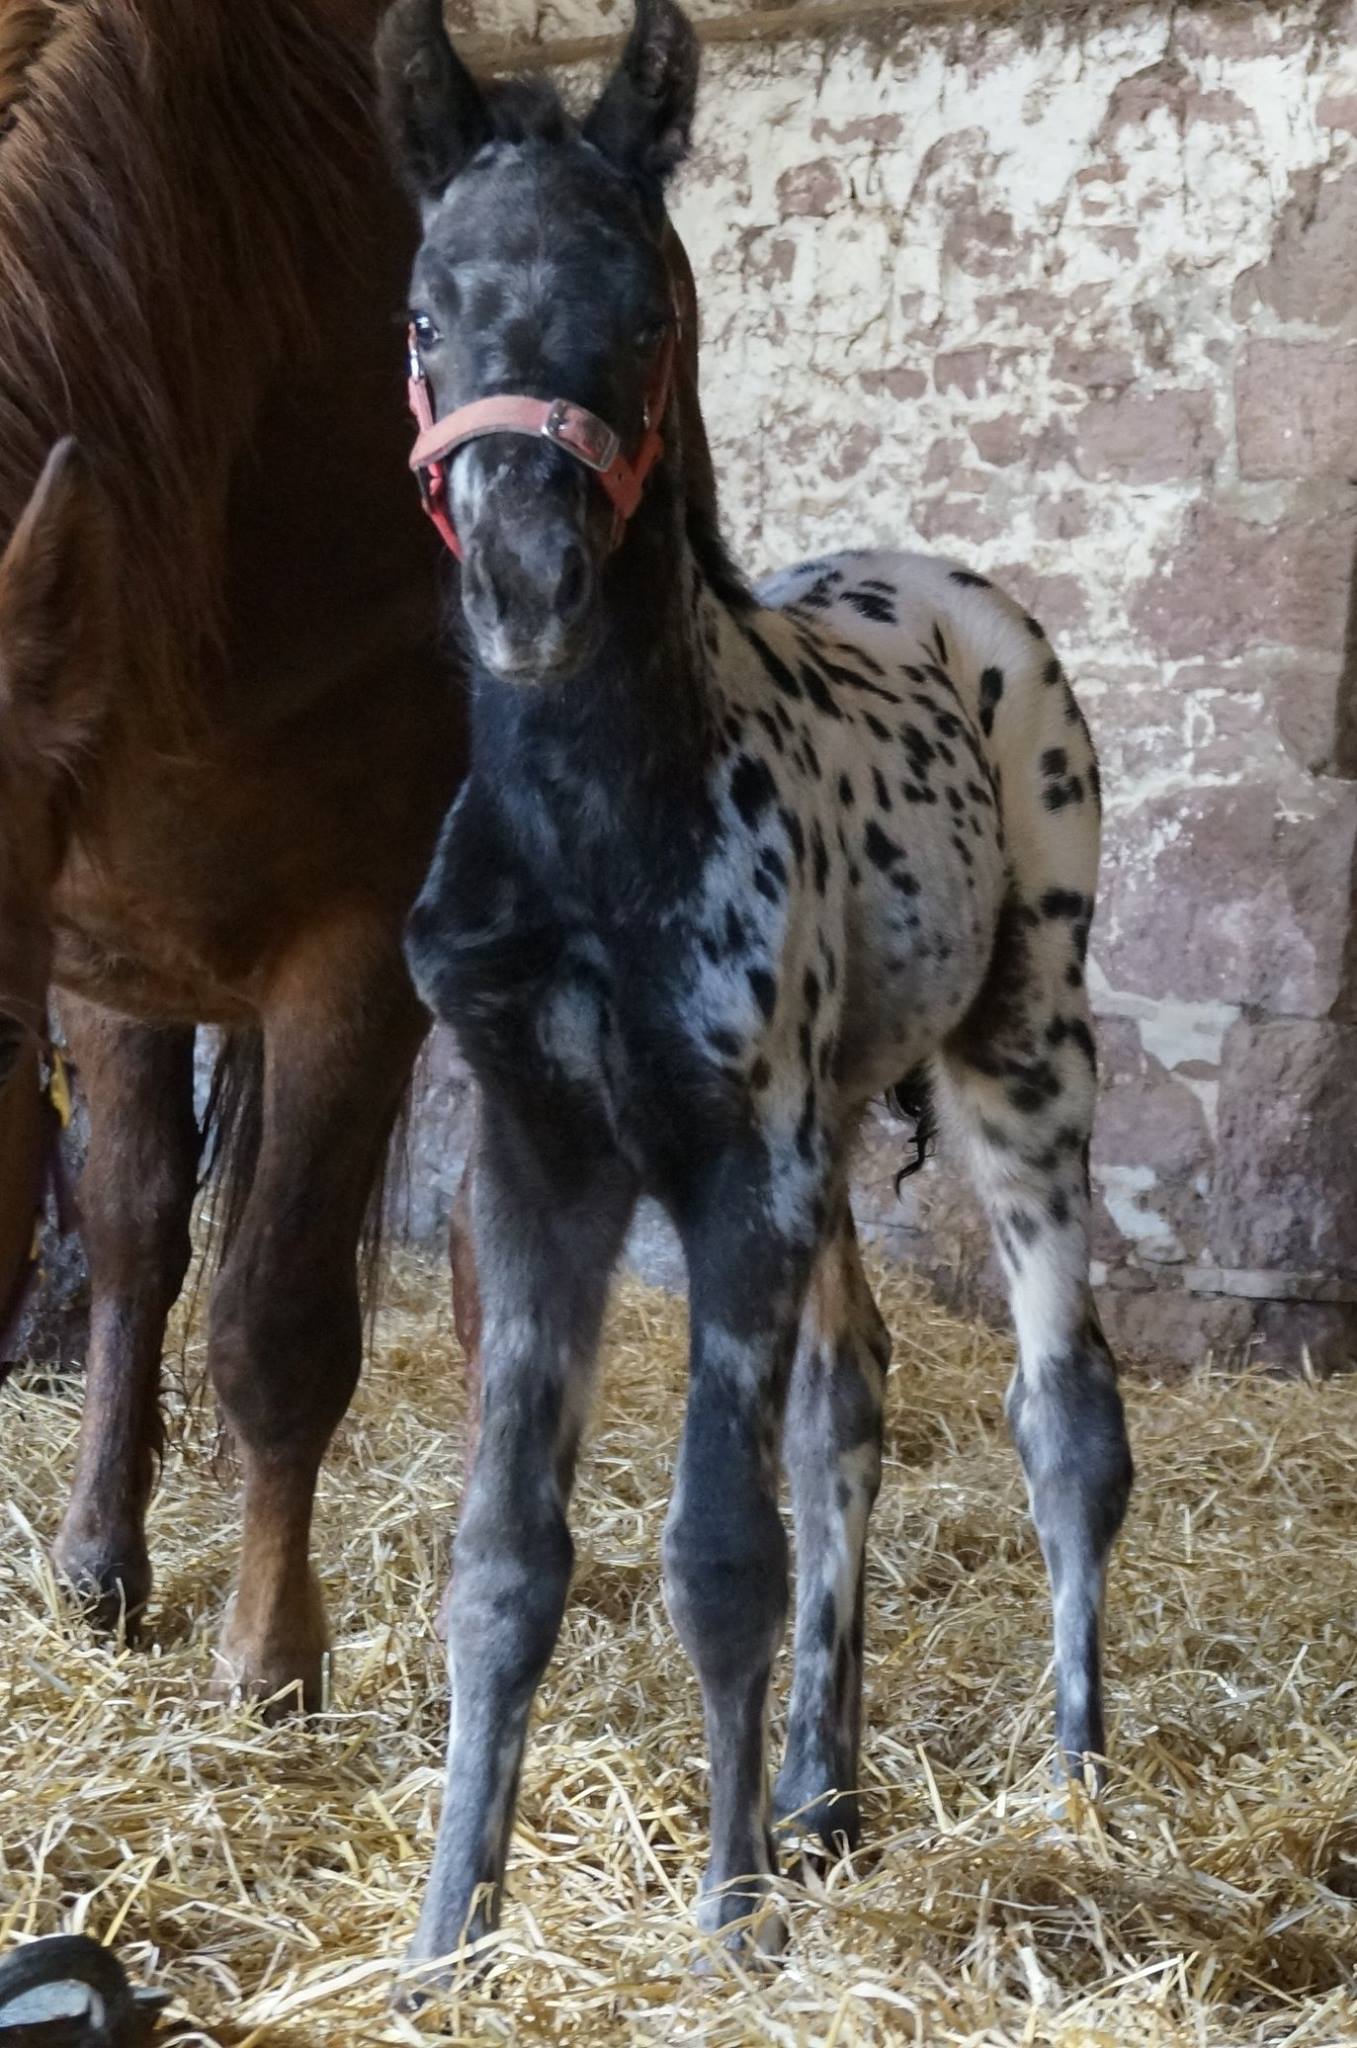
[1,0,710,1710]
[0,0,460,1706]
[0,441,113,1359]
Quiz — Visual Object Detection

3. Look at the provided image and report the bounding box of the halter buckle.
[542,399,620,474]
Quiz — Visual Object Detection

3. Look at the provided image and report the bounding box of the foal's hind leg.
[53,1003,198,1630]
[207,916,425,1710]
[775,1198,889,1850]
[940,909,1133,1785]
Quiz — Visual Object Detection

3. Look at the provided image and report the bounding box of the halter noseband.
[405,321,678,562]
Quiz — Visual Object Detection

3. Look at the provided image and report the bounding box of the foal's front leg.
[408,1095,636,1973]
[664,1144,821,1954]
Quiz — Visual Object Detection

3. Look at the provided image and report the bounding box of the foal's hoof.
[394,1914,500,2006]
[1056,1749,1108,1803]
[211,1577,330,1718]
[691,1886,788,1972]
[51,1529,152,1639]
[773,1763,862,1855]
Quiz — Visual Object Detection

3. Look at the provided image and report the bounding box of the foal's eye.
[411,313,441,350]
[634,318,668,352]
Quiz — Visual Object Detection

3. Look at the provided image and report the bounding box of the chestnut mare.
[0,443,110,1369]
[0,0,709,1709]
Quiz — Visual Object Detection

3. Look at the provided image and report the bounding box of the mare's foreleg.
[53,1003,198,1630]
[207,916,426,1710]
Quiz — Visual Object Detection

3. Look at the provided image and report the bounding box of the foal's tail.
[887,1062,937,1188]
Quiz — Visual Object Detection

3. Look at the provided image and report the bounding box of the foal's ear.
[584,0,699,186]
[0,439,114,772]
[375,0,490,201]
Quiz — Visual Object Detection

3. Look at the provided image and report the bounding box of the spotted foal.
[377,0,1134,1970]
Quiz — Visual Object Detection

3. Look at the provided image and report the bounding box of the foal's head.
[377,0,699,683]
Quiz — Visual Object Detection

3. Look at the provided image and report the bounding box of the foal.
[379,0,1134,1965]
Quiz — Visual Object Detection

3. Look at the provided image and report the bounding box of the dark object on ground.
[0,1936,168,2047]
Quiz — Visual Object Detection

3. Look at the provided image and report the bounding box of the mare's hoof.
[211,1577,330,1718]
[51,1530,152,1639]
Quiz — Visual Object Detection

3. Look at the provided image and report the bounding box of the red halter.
[405,325,677,562]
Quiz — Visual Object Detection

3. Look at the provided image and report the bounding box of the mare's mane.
[0,0,383,726]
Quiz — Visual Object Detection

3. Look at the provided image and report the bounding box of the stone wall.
[395,0,1357,1370]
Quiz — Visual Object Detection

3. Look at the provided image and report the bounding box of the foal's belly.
[837,851,1006,1097]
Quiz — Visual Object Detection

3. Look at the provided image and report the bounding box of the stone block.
[1211,1019,1357,1272]
[1237,341,1357,481]
[775,158,844,219]
[1073,387,1222,485]
[1096,780,1357,1016]
[398,1026,476,1244]
[1130,503,1350,663]
[1097,1285,1254,1370]
[1249,1300,1357,1377]
[1233,165,1357,330]
[1092,1029,1214,1267]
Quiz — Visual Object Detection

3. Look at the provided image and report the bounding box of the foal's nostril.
[554,545,588,623]
[466,557,508,624]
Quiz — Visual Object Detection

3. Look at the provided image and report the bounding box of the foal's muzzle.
[460,489,598,681]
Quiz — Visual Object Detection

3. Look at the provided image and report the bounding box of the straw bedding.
[2,1251,1356,2045]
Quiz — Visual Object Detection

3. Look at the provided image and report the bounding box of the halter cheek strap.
[405,325,676,562]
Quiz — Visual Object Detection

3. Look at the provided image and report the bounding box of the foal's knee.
[450,1499,574,1696]
[662,1483,788,1686]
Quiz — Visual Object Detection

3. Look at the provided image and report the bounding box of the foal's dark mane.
[0,0,381,728]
